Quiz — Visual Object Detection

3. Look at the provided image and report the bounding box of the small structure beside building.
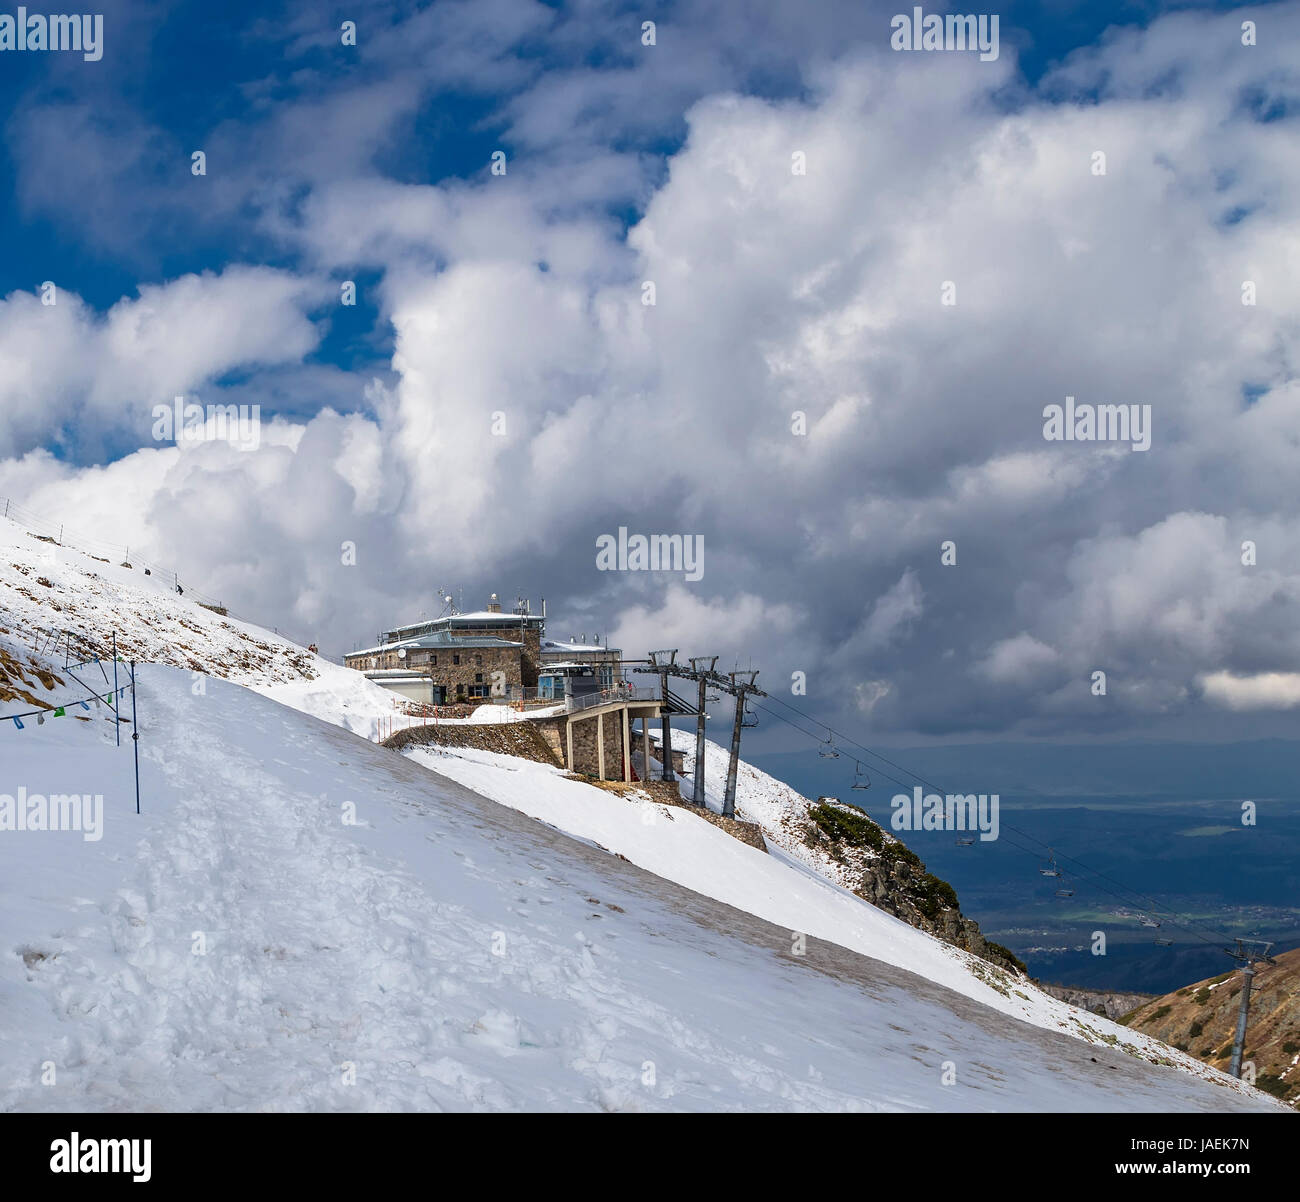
[539,634,623,695]
[646,729,688,776]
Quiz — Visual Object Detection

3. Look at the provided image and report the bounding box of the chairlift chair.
[1039,848,1062,878]
[851,761,871,790]
[740,704,758,729]
[1055,886,1075,898]
[818,734,840,759]
[1140,916,1161,929]
[1154,937,1175,947]
[954,835,976,846]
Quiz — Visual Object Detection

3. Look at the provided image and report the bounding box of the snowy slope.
[401,742,1279,1090]
[0,668,1279,1111]
[0,514,1283,1109]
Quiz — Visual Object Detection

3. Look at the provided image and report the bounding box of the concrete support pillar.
[641,715,650,783]
[622,707,631,782]
[597,712,606,780]
[566,718,574,772]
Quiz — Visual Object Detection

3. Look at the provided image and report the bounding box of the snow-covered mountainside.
[0,516,1282,1110]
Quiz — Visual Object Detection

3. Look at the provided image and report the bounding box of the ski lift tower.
[1227,938,1276,1080]
[669,656,718,806]
[647,649,678,781]
[719,670,765,819]
[631,654,758,814]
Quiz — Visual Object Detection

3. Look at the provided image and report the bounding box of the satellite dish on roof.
[397,648,406,659]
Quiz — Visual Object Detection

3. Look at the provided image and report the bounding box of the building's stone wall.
[601,710,626,777]
[518,626,542,687]
[437,621,542,686]
[345,643,523,700]
[568,710,627,778]
[530,709,631,779]
[422,644,522,699]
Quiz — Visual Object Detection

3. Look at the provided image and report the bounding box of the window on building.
[453,654,460,665]
[431,655,437,666]
[475,673,483,683]
[475,654,482,666]
[600,664,613,688]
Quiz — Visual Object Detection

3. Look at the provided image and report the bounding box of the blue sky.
[0,0,1298,747]
[0,1,1255,320]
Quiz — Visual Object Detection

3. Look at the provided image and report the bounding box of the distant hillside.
[1120,947,1300,1107]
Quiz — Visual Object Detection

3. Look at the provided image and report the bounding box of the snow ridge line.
[1,509,320,652]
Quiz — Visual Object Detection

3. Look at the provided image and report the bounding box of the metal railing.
[478,686,557,707]
[566,686,658,713]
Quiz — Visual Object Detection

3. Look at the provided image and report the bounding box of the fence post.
[112,632,120,747]
[130,661,141,814]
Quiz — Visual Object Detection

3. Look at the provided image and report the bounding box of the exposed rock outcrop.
[1035,984,1156,1021]
[799,798,1025,974]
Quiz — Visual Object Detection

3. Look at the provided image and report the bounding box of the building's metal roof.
[348,631,524,657]
[385,611,543,638]
[541,639,622,654]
